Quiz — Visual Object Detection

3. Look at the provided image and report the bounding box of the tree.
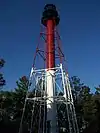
[95,85,100,94]
[0,59,5,88]
[1,73,100,133]
[0,76,30,133]
[0,59,5,68]
[70,76,84,130]
[82,95,100,133]
[70,76,96,132]
[0,58,6,126]
[13,76,29,119]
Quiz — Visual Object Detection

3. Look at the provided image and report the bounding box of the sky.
[0,0,100,91]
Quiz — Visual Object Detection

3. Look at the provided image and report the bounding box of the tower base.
[19,64,79,133]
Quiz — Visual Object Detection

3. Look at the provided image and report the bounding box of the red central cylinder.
[46,20,55,69]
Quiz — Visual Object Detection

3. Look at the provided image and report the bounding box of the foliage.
[95,85,100,94]
[0,74,100,133]
[0,59,5,88]
[0,59,5,68]
[70,76,99,132]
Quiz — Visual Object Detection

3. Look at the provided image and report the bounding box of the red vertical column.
[46,20,55,69]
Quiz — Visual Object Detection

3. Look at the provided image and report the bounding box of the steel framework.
[19,64,79,133]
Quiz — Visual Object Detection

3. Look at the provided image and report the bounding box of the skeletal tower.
[19,4,79,133]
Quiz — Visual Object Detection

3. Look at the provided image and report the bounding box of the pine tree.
[13,76,29,119]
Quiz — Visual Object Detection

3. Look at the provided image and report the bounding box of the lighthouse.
[19,4,79,133]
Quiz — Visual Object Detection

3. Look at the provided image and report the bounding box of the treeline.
[0,58,100,133]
